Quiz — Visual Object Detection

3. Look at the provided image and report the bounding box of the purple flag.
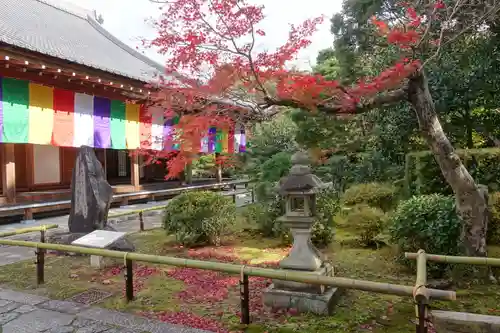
[93,97,111,148]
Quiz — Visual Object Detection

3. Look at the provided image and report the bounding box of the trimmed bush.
[488,192,500,245]
[405,148,500,196]
[342,182,397,211]
[343,204,386,246]
[163,191,236,246]
[389,194,462,277]
[317,151,404,192]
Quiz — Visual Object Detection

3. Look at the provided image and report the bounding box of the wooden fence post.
[240,270,250,325]
[139,212,145,232]
[124,258,134,302]
[36,228,46,285]
[414,250,429,333]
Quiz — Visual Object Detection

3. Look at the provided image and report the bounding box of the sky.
[64,0,341,70]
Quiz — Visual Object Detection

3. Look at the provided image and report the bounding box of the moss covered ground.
[0,218,498,332]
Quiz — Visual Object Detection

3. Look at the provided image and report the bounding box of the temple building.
[0,0,246,207]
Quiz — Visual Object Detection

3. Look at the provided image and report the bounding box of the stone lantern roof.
[278,151,325,195]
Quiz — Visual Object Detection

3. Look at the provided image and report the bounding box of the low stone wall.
[432,310,500,333]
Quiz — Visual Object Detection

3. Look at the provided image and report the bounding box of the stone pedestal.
[72,230,131,269]
[90,255,104,268]
[263,263,342,315]
[277,217,323,271]
[273,263,333,294]
[263,284,342,316]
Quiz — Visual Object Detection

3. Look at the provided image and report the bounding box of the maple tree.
[144,0,500,264]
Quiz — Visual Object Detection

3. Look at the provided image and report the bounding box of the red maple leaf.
[138,0,433,176]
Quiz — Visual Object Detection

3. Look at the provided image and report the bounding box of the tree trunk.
[407,71,489,260]
[464,107,474,149]
[215,153,223,183]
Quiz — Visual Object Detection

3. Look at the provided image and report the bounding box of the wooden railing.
[0,179,253,221]
[405,250,500,333]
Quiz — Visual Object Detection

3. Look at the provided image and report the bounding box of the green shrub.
[311,188,340,248]
[260,152,292,183]
[389,194,462,277]
[253,181,276,202]
[317,188,341,221]
[342,182,397,211]
[242,201,282,237]
[405,148,500,196]
[488,192,500,245]
[343,204,386,247]
[163,191,236,246]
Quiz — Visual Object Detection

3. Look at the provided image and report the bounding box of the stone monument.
[263,150,341,315]
[47,146,135,252]
[68,146,113,233]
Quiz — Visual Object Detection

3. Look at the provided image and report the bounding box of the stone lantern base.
[263,263,343,315]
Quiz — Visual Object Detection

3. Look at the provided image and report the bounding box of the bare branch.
[421,0,500,68]
[416,6,438,48]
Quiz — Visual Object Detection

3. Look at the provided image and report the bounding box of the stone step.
[431,310,500,333]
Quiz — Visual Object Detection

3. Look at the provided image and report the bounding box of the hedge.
[404,148,500,196]
[316,152,404,192]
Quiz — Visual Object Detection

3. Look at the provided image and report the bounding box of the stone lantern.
[263,150,341,315]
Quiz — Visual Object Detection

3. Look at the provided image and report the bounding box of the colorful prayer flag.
[93,97,111,148]
[73,93,94,147]
[139,105,152,150]
[110,100,126,149]
[208,127,217,153]
[52,88,75,147]
[0,76,247,153]
[2,78,29,143]
[125,103,140,149]
[150,106,164,151]
[29,83,54,145]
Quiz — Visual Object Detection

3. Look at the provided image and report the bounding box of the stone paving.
[0,288,209,333]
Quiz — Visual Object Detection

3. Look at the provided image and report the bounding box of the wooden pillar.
[185,160,193,185]
[130,152,140,191]
[2,143,16,203]
[26,144,34,189]
[215,153,222,183]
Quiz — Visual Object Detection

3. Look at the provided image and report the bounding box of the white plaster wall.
[33,144,61,184]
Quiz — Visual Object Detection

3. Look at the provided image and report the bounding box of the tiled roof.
[0,0,167,83]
